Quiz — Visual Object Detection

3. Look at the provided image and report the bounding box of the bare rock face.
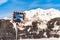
[47,17,60,38]
[0,19,16,40]
[1,17,59,39]
[18,17,60,39]
[18,20,46,39]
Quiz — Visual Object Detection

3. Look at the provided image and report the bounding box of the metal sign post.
[12,12,25,40]
[13,23,18,40]
[16,24,18,40]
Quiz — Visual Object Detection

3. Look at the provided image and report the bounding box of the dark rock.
[0,19,16,40]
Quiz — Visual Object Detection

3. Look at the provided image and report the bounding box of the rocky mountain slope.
[1,8,60,40]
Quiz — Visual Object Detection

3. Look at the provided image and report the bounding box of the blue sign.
[13,12,24,22]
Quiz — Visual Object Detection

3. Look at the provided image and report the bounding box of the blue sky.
[0,0,60,19]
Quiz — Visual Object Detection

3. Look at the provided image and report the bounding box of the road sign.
[12,12,26,40]
[12,12,25,23]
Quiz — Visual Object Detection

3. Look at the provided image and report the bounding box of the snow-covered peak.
[3,17,9,20]
[24,8,60,21]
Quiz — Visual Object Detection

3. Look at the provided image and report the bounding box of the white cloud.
[0,0,8,5]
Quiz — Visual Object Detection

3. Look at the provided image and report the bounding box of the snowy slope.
[24,8,60,21]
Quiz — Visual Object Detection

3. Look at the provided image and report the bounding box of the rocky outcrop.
[0,19,16,40]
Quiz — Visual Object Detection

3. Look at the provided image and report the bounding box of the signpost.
[12,12,25,40]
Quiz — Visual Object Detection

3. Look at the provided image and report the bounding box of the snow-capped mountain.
[1,8,60,39]
[3,17,10,20]
[24,8,60,21]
